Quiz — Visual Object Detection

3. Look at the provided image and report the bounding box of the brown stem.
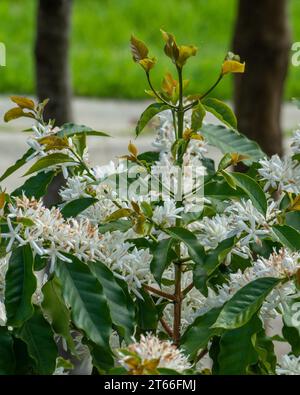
[173,262,182,346]
[182,282,194,297]
[143,284,176,301]
[160,318,173,338]
[196,347,208,362]
[174,256,191,265]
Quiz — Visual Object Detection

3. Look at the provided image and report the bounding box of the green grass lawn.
[0,0,299,100]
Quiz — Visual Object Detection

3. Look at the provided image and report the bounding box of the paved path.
[0,96,298,191]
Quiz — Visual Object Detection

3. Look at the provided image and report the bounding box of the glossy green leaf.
[230,172,267,215]
[24,153,77,176]
[254,330,276,374]
[218,315,262,374]
[191,102,206,131]
[5,245,36,327]
[203,98,237,129]
[150,238,176,285]
[136,289,158,331]
[167,227,204,265]
[201,124,264,165]
[55,255,112,349]
[58,123,109,138]
[205,178,245,199]
[285,211,300,232]
[16,307,58,375]
[136,103,169,136]
[61,197,98,219]
[193,237,235,296]
[41,276,75,351]
[181,307,222,359]
[98,219,132,233]
[272,225,300,251]
[12,171,55,199]
[88,342,114,373]
[0,148,34,182]
[137,151,160,165]
[89,261,135,341]
[0,327,15,374]
[212,277,280,329]
[282,295,300,355]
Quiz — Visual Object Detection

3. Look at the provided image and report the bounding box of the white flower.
[60,175,90,202]
[118,334,190,373]
[258,155,300,194]
[93,161,119,181]
[195,214,230,249]
[199,248,299,319]
[290,129,300,155]
[1,216,24,252]
[152,199,184,226]
[276,354,300,375]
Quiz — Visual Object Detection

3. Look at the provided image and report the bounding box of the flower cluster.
[118,334,190,374]
[1,33,300,375]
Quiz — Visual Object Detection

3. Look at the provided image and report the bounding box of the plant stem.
[143,284,176,301]
[160,318,173,338]
[173,261,182,346]
[196,347,208,362]
[184,74,223,111]
[182,282,194,296]
[172,65,184,346]
[146,72,177,109]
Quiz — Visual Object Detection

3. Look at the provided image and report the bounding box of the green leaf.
[98,219,132,233]
[0,148,34,182]
[180,307,222,359]
[0,327,15,374]
[55,255,112,349]
[16,306,58,375]
[12,171,55,199]
[201,124,264,165]
[167,227,204,265]
[272,225,300,251]
[136,103,169,136]
[212,277,281,329]
[89,261,135,341]
[205,178,245,199]
[282,295,300,355]
[136,289,158,331]
[220,169,237,190]
[203,98,237,129]
[88,342,114,373]
[24,153,77,176]
[230,172,267,215]
[218,315,262,374]
[41,276,75,351]
[58,123,109,138]
[61,197,98,219]
[137,151,160,165]
[285,211,300,232]
[150,238,175,285]
[13,337,35,374]
[5,245,36,327]
[193,237,235,296]
[191,102,206,131]
[254,330,276,374]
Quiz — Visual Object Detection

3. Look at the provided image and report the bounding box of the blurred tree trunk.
[35,0,73,207]
[35,0,73,125]
[232,0,291,157]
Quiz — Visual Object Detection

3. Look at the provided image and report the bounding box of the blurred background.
[0,0,299,192]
